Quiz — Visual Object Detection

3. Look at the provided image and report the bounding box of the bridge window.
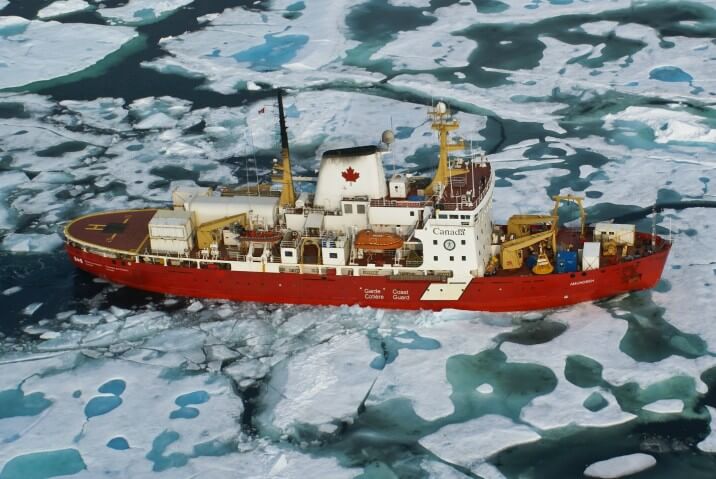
[439,214,448,219]
[410,211,415,216]
[284,251,293,257]
[329,252,338,259]
[344,204,353,214]
[357,204,366,214]
[450,214,458,219]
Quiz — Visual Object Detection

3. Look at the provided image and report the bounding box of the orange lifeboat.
[355,229,403,251]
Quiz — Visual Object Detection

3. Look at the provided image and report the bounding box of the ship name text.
[432,228,466,236]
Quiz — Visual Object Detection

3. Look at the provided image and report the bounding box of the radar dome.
[436,101,447,114]
[381,129,395,145]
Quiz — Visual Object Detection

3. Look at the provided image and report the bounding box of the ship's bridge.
[434,160,492,212]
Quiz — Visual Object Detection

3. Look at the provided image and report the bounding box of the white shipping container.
[594,223,635,246]
[186,196,278,228]
[149,210,193,240]
[582,241,601,271]
[150,236,194,255]
[172,186,212,207]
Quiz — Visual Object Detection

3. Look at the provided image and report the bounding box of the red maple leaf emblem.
[341,166,360,183]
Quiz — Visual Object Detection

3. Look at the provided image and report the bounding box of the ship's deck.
[437,162,492,210]
[65,209,156,253]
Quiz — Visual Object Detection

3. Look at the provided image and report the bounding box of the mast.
[273,89,296,207]
[425,101,465,197]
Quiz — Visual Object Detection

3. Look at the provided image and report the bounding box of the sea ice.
[697,406,716,453]
[21,303,43,316]
[604,107,716,145]
[370,2,478,70]
[37,0,91,19]
[583,453,656,478]
[1,233,63,253]
[98,0,193,25]
[367,316,511,421]
[642,399,684,414]
[258,333,378,436]
[419,415,540,472]
[0,18,137,90]
[147,1,380,93]
[2,286,22,296]
[477,383,494,394]
[502,302,716,430]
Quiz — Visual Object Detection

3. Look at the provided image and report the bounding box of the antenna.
[247,124,260,196]
[651,203,656,249]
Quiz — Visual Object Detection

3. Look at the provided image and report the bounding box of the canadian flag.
[341,166,360,183]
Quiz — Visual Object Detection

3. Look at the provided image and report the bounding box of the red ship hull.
[65,239,670,312]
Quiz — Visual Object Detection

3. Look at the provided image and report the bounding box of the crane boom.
[500,227,556,270]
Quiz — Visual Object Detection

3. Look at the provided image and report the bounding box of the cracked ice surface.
[0,17,137,90]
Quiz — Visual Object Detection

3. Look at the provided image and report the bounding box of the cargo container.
[594,223,635,246]
[582,242,601,271]
[556,250,578,273]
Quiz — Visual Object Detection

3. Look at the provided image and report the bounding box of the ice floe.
[258,333,378,436]
[583,453,657,478]
[367,315,512,421]
[0,18,137,90]
[98,0,193,26]
[502,302,716,430]
[642,399,684,414]
[419,415,540,472]
[2,286,22,296]
[697,406,716,453]
[605,107,716,145]
[146,1,380,93]
[370,2,478,70]
[1,233,63,253]
[37,0,92,19]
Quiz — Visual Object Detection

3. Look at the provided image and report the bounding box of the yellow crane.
[196,213,249,249]
[552,194,586,238]
[500,227,556,271]
[506,214,556,238]
[498,195,587,274]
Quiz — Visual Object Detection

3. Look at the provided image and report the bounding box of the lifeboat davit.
[355,229,403,251]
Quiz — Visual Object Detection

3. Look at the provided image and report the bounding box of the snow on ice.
[419,415,540,472]
[98,0,193,26]
[0,18,137,90]
[583,453,657,478]
[37,0,92,19]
